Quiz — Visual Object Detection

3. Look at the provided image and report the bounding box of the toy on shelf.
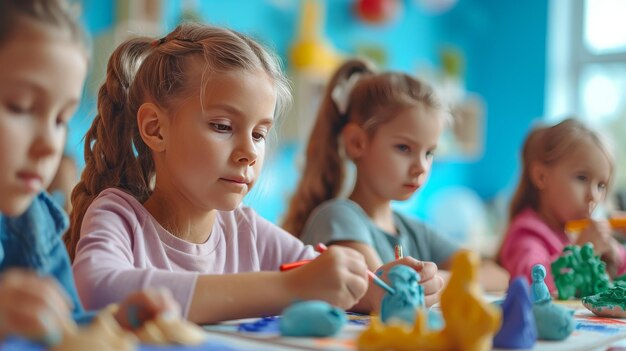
[583,285,626,318]
[551,243,610,300]
[357,250,501,351]
[380,265,424,326]
[354,0,401,24]
[289,0,343,77]
[493,277,537,349]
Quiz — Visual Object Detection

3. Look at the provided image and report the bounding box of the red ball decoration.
[354,0,400,24]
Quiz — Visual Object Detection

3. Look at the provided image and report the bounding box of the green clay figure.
[551,243,611,300]
[582,285,626,318]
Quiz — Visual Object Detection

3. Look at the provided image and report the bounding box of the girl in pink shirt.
[65,23,435,324]
[499,118,626,292]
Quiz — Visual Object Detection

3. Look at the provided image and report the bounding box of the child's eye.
[56,117,67,127]
[426,149,436,159]
[7,103,30,114]
[576,175,588,182]
[56,113,72,128]
[598,183,607,192]
[252,132,266,142]
[395,144,410,153]
[210,123,232,132]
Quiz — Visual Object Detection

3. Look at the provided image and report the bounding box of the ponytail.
[66,23,292,260]
[282,60,372,236]
[65,38,154,261]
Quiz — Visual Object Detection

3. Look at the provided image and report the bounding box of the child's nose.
[587,186,602,204]
[30,121,60,159]
[232,137,258,166]
[410,158,427,176]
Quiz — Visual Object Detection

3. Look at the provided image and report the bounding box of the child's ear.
[137,102,167,152]
[342,123,367,159]
[530,161,548,190]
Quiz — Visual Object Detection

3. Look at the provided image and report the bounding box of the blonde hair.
[509,117,614,221]
[282,59,445,236]
[0,0,87,49]
[65,23,291,260]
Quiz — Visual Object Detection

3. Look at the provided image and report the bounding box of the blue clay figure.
[531,263,575,341]
[532,302,575,341]
[380,265,424,326]
[493,277,537,349]
[531,264,552,304]
[279,300,347,337]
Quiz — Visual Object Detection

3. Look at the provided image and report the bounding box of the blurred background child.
[0,0,178,345]
[283,59,508,293]
[499,118,626,291]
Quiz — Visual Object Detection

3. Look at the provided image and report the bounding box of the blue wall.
[442,0,548,200]
[73,0,548,224]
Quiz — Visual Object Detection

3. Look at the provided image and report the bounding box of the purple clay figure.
[380,264,424,326]
[493,277,537,349]
[530,264,552,304]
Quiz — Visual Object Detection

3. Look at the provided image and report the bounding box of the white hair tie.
[331,73,362,115]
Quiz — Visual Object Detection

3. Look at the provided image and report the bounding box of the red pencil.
[279,260,312,271]
[279,243,327,271]
[279,243,396,294]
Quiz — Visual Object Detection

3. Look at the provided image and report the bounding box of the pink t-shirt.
[73,188,316,316]
[499,207,626,292]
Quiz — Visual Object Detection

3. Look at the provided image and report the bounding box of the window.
[547,0,626,193]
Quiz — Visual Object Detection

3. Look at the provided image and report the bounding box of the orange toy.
[565,218,626,234]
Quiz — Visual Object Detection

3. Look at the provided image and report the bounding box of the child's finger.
[117,288,182,329]
[424,284,443,307]
[1,304,64,346]
[419,274,444,296]
[344,271,369,303]
[2,273,72,325]
[399,258,438,282]
[152,288,181,318]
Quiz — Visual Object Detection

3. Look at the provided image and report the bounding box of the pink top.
[73,188,316,317]
[499,207,626,292]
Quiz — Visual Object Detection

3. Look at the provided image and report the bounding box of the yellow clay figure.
[358,310,451,351]
[441,250,501,351]
[357,251,501,351]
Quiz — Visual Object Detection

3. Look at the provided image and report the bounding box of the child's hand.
[576,219,614,256]
[366,257,443,312]
[0,269,73,345]
[114,288,181,330]
[283,246,369,309]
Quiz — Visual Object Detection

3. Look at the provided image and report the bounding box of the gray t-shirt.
[300,199,458,265]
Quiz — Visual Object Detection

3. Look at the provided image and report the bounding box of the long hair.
[65,23,291,261]
[508,118,614,221]
[282,58,444,236]
[0,0,87,49]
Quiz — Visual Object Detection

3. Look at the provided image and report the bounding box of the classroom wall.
[72,0,548,227]
[440,0,548,201]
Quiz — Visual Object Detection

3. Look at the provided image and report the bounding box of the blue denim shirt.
[0,192,93,324]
